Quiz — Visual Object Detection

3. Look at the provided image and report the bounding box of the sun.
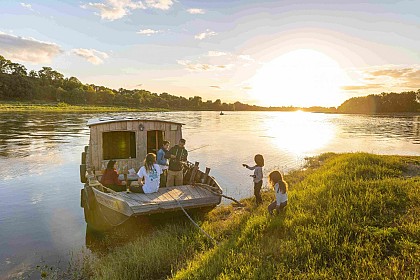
[249,49,347,107]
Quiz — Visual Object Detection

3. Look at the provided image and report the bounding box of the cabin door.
[147,130,164,154]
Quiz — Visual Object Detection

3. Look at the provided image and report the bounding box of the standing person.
[133,153,162,194]
[267,171,288,215]
[100,159,126,192]
[243,154,264,205]
[165,139,188,187]
[157,140,170,187]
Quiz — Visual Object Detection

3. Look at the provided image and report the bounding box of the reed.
[83,153,420,279]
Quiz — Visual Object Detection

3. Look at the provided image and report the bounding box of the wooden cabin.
[86,116,184,174]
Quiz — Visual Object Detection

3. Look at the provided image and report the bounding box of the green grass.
[77,153,420,279]
[0,101,167,112]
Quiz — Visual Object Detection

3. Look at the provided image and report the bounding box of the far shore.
[0,101,167,113]
[1,101,419,115]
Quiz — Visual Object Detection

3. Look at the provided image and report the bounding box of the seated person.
[267,171,288,215]
[100,160,126,192]
[130,153,162,193]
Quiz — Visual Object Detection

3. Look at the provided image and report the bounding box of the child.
[267,170,288,215]
[131,153,162,194]
[157,140,170,187]
[243,154,264,205]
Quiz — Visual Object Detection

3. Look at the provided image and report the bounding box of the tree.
[9,63,27,76]
[38,67,64,86]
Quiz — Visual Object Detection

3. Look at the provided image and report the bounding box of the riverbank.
[0,101,166,112]
[54,152,419,280]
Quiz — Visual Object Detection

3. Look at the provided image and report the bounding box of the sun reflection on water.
[262,111,336,156]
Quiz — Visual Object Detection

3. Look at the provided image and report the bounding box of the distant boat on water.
[220,111,225,115]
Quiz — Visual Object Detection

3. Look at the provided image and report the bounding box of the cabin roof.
[87,116,184,127]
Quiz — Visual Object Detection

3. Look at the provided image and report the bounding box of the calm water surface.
[0,111,419,278]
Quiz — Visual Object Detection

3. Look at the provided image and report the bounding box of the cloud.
[144,0,173,10]
[368,67,420,89]
[238,54,254,62]
[242,86,252,90]
[81,0,146,20]
[401,69,420,88]
[20,3,33,10]
[194,29,217,40]
[208,51,226,57]
[137,28,162,36]
[187,8,205,14]
[342,66,420,92]
[72,48,109,64]
[0,31,62,63]
[210,85,221,89]
[341,84,383,91]
[369,68,413,78]
[177,60,232,71]
[82,0,174,20]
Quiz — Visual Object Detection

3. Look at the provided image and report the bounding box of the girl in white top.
[136,153,162,194]
[267,170,288,215]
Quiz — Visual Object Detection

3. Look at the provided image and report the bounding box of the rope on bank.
[194,183,245,207]
[167,192,218,246]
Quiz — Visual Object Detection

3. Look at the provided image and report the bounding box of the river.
[0,111,419,278]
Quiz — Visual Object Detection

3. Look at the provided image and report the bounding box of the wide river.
[0,111,419,278]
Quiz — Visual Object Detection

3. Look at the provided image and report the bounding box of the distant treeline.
[337,91,420,114]
[1,55,419,113]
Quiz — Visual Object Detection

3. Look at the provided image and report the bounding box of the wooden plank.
[109,122,117,131]
[179,186,194,201]
[166,188,184,201]
[158,188,175,202]
[126,121,133,131]
[98,128,103,164]
[195,185,211,197]
[202,167,210,184]
[189,162,199,184]
[142,191,163,203]
[187,184,202,199]
[130,193,154,204]
[147,191,165,203]
[180,185,194,200]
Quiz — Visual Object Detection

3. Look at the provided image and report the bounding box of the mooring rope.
[194,183,244,207]
[166,192,218,246]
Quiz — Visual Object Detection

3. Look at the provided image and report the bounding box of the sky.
[1,0,420,107]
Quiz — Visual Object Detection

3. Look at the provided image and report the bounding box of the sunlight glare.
[263,111,335,155]
[250,49,348,107]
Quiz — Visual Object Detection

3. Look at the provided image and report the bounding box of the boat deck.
[108,184,221,215]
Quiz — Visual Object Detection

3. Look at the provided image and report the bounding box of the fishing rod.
[187,144,210,153]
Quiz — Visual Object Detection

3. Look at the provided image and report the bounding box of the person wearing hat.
[100,159,126,192]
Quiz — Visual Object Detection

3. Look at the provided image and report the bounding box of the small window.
[103,131,136,160]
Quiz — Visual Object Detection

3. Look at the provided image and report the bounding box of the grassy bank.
[72,153,420,279]
[0,101,166,112]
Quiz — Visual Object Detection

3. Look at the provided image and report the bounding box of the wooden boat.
[80,116,223,230]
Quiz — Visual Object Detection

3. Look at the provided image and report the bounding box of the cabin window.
[103,131,136,160]
[147,130,164,154]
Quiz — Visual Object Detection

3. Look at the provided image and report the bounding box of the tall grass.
[86,153,419,279]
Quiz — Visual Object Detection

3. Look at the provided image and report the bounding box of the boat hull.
[81,183,221,231]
